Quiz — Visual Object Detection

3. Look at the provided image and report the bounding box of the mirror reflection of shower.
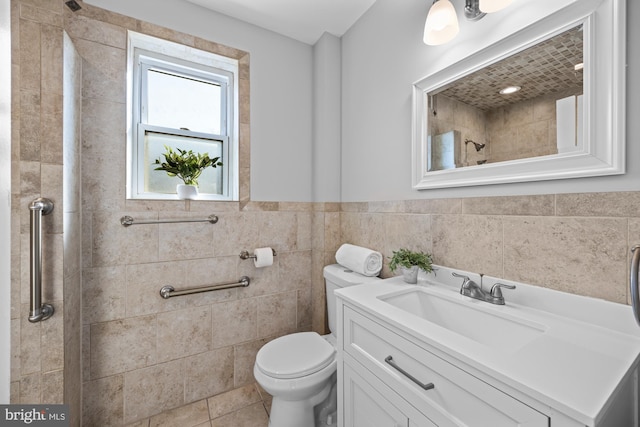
[465,139,485,151]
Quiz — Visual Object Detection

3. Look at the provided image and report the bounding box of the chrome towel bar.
[160,276,250,299]
[630,245,640,327]
[120,214,219,227]
[29,198,55,323]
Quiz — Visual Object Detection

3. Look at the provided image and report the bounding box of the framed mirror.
[412,0,625,190]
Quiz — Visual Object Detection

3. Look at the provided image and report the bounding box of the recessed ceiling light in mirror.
[499,85,521,95]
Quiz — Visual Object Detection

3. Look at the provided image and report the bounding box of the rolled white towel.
[335,243,383,277]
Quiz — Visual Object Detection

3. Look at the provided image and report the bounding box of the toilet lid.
[256,332,336,379]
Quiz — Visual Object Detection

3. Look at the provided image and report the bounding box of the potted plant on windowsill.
[388,248,434,284]
[154,146,223,199]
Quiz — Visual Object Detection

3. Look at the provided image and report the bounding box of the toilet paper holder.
[239,248,277,260]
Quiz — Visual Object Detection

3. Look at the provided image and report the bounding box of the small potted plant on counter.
[154,145,223,199]
[389,248,434,284]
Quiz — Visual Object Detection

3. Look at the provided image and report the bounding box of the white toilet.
[254,264,381,427]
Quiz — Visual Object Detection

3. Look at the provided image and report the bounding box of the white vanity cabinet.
[340,306,548,427]
[335,272,640,427]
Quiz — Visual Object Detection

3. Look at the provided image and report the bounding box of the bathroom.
[1,0,639,425]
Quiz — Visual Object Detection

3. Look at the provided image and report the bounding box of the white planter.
[176,184,198,199]
[401,266,419,284]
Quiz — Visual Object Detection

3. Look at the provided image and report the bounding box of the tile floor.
[125,383,271,427]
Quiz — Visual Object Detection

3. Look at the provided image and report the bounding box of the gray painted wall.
[341,0,639,201]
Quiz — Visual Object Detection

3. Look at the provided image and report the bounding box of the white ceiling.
[185,0,378,45]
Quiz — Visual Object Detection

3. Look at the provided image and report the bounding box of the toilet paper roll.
[253,247,274,268]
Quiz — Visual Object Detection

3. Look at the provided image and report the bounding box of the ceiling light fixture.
[424,0,512,46]
[499,85,521,95]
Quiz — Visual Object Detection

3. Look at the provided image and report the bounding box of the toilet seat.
[256,332,336,379]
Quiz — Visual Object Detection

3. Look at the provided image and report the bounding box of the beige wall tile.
[90,212,158,267]
[340,212,385,252]
[212,212,261,257]
[73,37,125,89]
[503,216,627,302]
[258,211,298,251]
[432,214,503,276]
[18,373,41,404]
[41,369,64,404]
[278,250,311,292]
[158,220,215,261]
[83,266,126,324]
[210,402,268,427]
[233,338,267,388]
[82,374,124,426]
[212,298,257,349]
[257,291,297,338]
[64,12,127,48]
[123,360,184,424]
[149,399,209,427]
[207,383,261,420]
[41,301,64,372]
[382,214,431,261]
[183,347,234,403]
[90,315,157,379]
[462,194,555,216]
[297,287,312,329]
[557,191,640,218]
[157,306,212,362]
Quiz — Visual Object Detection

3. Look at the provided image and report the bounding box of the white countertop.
[335,266,640,426]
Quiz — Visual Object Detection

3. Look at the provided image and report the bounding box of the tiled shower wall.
[11,2,82,426]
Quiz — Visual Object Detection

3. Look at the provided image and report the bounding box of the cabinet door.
[343,355,437,427]
[344,363,408,427]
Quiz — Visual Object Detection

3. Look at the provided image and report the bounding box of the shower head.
[65,0,82,12]
[465,139,485,152]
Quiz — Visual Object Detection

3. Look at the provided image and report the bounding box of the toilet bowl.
[254,264,381,427]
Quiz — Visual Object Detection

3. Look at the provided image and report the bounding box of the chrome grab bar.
[630,245,640,327]
[384,356,434,391]
[160,276,250,299]
[29,198,55,323]
[120,214,218,227]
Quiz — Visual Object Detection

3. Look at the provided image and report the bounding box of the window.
[127,32,239,200]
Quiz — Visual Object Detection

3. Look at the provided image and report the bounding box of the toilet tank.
[323,264,381,335]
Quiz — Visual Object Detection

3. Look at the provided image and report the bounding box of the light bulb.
[479,0,512,13]
[424,0,460,46]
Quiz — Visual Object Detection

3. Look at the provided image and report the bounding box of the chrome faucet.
[452,272,515,305]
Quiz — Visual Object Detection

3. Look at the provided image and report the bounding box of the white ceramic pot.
[176,184,198,199]
[401,266,419,284]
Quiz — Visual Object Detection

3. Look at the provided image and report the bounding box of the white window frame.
[127,31,239,201]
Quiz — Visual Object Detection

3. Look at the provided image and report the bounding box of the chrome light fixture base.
[464,0,486,21]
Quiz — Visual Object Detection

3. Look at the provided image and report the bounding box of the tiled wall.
[10,2,81,424]
[342,193,638,305]
[486,95,559,163]
[432,94,560,167]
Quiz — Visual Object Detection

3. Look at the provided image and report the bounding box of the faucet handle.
[490,282,516,299]
[452,272,470,282]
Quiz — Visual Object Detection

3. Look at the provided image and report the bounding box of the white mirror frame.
[412,0,625,190]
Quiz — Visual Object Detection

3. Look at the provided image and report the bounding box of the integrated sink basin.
[378,287,547,352]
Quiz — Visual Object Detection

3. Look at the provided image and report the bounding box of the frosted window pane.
[144,132,223,195]
[147,69,222,134]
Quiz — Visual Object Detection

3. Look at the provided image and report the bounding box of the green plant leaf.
[388,248,433,273]
[153,145,223,187]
